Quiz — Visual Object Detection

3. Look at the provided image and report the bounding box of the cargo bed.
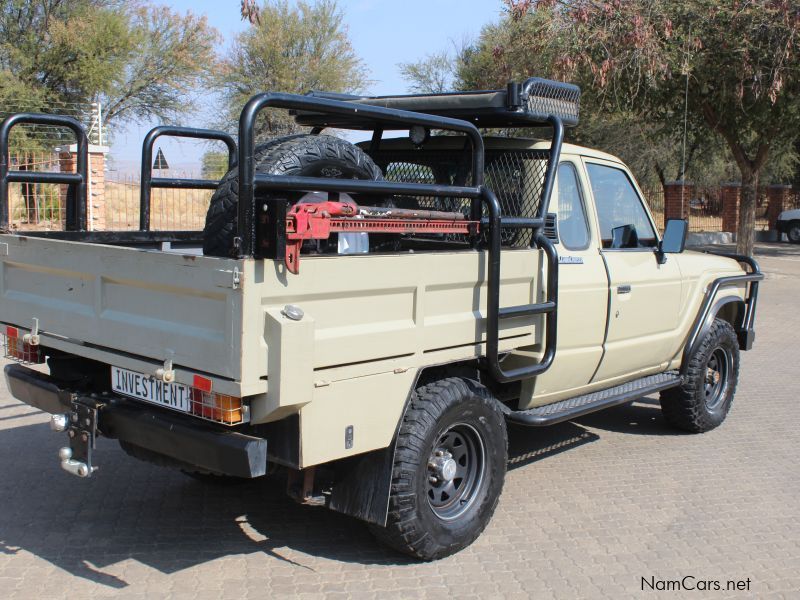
[0,234,247,394]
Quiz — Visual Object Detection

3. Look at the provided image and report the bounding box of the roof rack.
[295,77,580,130]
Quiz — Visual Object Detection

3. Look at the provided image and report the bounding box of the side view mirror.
[657,218,688,263]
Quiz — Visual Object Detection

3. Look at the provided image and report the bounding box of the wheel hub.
[428,450,458,483]
[425,423,486,521]
[703,347,730,410]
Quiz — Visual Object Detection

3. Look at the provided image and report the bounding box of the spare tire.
[203,134,383,257]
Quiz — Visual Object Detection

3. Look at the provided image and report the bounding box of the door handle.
[617,284,632,294]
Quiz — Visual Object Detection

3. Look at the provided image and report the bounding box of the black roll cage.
[0,83,567,383]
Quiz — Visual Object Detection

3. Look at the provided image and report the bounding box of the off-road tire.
[202,134,383,257]
[660,318,740,432]
[370,377,507,561]
[787,221,800,244]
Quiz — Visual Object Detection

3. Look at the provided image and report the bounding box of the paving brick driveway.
[1,243,798,599]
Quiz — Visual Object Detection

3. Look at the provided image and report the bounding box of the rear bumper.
[4,363,72,414]
[4,364,267,478]
[776,220,789,234]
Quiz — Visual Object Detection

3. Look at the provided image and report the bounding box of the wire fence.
[642,186,666,231]
[0,100,104,147]
[641,185,779,233]
[7,170,798,234]
[105,172,215,231]
[5,151,69,230]
[2,101,102,231]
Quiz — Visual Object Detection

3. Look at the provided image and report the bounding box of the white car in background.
[777,209,800,243]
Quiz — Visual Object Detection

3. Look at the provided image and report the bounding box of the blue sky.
[109,0,504,175]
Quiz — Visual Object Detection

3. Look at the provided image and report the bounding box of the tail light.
[189,375,244,425]
[3,326,44,364]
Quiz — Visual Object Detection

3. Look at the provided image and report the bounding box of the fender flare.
[681,290,748,375]
[680,252,763,376]
[702,295,745,337]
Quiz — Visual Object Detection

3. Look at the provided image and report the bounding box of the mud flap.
[327,445,394,526]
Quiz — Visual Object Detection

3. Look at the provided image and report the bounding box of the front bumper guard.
[4,364,267,479]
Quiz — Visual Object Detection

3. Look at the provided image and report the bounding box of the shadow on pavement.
[507,421,599,471]
[0,421,415,589]
[573,396,682,437]
[505,395,678,472]
[0,397,677,588]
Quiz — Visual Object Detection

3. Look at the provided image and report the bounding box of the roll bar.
[0,113,89,231]
[236,92,487,257]
[139,126,237,231]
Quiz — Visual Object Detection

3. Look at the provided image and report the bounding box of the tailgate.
[0,235,244,382]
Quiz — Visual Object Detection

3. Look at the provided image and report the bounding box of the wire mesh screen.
[374,148,550,247]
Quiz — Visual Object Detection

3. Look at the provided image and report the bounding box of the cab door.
[584,160,683,383]
[523,160,608,405]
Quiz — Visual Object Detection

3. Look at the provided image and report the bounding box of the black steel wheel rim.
[426,423,486,521]
[704,347,730,410]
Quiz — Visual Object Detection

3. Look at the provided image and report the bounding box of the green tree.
[0,1,218,128]
[1,0,217,224]
[102,6,219,125]
[217,0,369,139]
[500,0,800,255]
[455,7,725,190]
[399,51,456,94]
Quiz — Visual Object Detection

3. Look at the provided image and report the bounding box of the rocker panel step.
[505,372,682,427]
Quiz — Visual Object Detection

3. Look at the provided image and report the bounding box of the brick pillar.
[57,144,108,231]
[663,181,694,220]
[767,184,791,230]
[88,147,108,231]
[58,151,76,174]
[58,150,76,228]
[721,183,741,233]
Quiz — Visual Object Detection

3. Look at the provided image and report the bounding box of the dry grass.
[104,180,211,231]
[6,181,212,232]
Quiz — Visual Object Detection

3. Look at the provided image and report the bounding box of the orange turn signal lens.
[190,388,243,425]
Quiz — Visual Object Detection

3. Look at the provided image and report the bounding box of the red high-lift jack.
[284,199,478,274]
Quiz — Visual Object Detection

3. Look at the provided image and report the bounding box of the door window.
[586,163,657,248]
[555,163,590,250]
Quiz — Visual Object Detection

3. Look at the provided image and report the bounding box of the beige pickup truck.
[0,78,762,560]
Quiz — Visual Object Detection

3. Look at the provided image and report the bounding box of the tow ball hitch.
[53,396,104,478]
